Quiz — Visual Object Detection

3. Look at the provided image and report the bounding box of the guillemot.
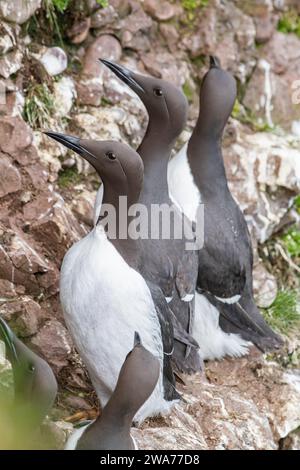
[0,319,158,450]
[66,332,159,450]
[168,56,282,358]
[45,132,179,421]
[99,59,201,374]
[0,316,57,449]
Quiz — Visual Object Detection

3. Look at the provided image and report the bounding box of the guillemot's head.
[198,56,237,136]
[45,133,144,205]
[100,59,188,141]
[0,316,57,435]
[111,331,160,418]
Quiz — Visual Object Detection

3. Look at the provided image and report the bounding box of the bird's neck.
[138,119,173,204]
[188,119,229,200]
[98,184,140,268]
[95,397,134,434]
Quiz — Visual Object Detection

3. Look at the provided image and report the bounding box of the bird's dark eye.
[106,151,116,160]
[28,364,35,373]
[153,88,163,97]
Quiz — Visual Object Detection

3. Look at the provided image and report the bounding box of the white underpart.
[65,421,139,450]
[60,225,176,423]
[214,294,241,305]
[93,185,104,226]
[193,293,251,360]
[168,143,201,223]
[182,293,194,302]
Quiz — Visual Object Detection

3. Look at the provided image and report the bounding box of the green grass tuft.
[277,10,300,38]
[264,289,300,334]
[58,167,82,189]
[282,228,300,258]
[42,0,66,45]
[23,83,55,129]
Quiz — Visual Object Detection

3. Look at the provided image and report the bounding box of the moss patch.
[181,0,208,11]
[181,0,209,23]
[58,167,82,189]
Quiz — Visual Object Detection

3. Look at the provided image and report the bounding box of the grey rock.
[0,0,41,25]
[67,17,91,45]
[0,154,22,198]
[244,32,300,131]
[0,49,23,79]
[144,0,177,21]
[224,125,300,242]
[30,319,72,373]
[253,261,278,308]
[0,22,17,55]
[0,297,40,337]
[78,35,122,106]
[39,47,68,77]
[91,5,118,28]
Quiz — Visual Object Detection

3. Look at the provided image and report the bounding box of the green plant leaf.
[277,10,300,38]
[52,0,71,13]
[96,0,109,7]
[282,228,300,258]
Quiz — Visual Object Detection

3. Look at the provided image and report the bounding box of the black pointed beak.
[100,59,145,94]
[134,331,142,347]
[209,56,220,69]
[0,316,19,365]
[44,132,85,155]
[45,132,97,165]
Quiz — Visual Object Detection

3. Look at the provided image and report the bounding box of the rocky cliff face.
[0,0,300,450]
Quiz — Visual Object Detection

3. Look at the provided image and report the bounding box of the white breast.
[193,292,251,360]
[168,143,201,223]
[60,226,174,423]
